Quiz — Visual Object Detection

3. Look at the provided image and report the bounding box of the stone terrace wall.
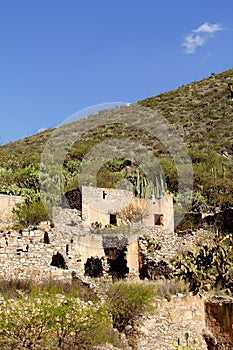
[138,225,210,261]
[138,225,178,260]
[136,295,233,350]
[137,294,207,350]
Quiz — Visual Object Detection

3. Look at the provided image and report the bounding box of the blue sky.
[1,0,232,145]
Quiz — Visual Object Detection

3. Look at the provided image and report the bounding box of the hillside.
[139,69,233,155]
[0,68,233,224]
[139,68,233,212]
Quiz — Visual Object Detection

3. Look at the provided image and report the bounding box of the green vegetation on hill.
[139,69,233,212]
[0,68,233,227]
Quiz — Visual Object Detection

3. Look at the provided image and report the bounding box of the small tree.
[117,202,145,224]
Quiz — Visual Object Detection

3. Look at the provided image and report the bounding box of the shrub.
[0,291,114,349]
[0,279,33,299]
[117,202,144,224]
[105,280,156,332]
[91,221,102,229]
[13,198,50,228]
[0,279,99,302]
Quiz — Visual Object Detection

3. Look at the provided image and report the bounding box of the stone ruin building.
[0,186,175,283]
[64,185,174,232]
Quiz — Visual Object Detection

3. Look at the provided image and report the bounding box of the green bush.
[105,280,156,332]
[13,198,50,228]
[0,291,114,349]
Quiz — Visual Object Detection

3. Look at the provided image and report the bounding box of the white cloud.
[182,22,222,54]
[193,22,222,34]
[183,34,206,54]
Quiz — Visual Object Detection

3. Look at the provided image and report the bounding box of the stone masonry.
[0,207,233,349]
[0,209,140,282]
[0,207,206,284]
[137,294,207,350]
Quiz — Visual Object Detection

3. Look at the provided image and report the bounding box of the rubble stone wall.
[138,294,207,350]
[0,208,233,349]
[0,220,140,282]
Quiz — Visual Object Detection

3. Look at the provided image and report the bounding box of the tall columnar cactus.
[129,169,147,198]
[128,167,166,199]
[154,172,166,198]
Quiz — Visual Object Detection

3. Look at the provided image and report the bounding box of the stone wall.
[0,193,24,221]
[0,223,75,282]
[0,217,140,282]
[0,206,206,284]
[137,294,207,350]
[142,194,174,232]
[0,205,195,285]
[0,206,233,349]
[74,233,139,278]
[135,295,233,350]
[138,225,178,260]
[81,186,133,226]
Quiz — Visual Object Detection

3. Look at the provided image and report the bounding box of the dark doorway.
[104,246,129,279]
[110,214,117,225]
